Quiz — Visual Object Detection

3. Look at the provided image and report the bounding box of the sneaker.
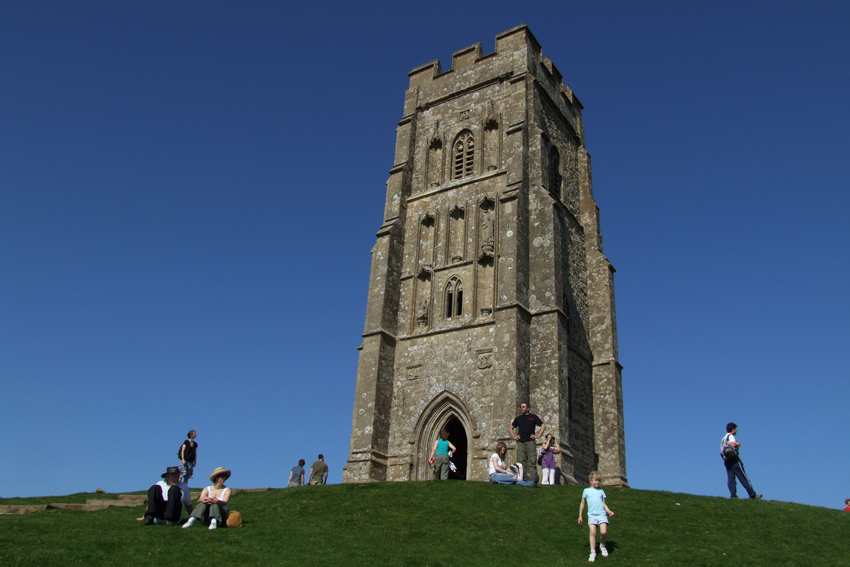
[589,552,597,563]
[164,520,179,527]
[752,494,763,500]
[600,545,609,557]
[209,518,217,530]
[182,517,196,529]
[142,515,154,526]
[730,495,739,499]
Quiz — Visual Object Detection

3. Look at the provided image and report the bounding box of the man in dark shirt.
[510,402,545,482]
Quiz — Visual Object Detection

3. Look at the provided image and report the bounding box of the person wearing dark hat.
[143,466,193,526]
[182,467,232,530]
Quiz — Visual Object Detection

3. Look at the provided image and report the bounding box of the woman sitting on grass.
[183,467,231,530]
[488,442,534,486]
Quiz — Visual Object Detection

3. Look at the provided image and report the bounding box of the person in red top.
[844,498,850,511]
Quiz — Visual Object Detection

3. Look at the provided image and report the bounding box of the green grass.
[2,482,849,566]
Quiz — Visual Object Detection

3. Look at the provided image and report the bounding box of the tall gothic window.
[453,130,475,180]
[445,276,464,318]
[549,145,562,194]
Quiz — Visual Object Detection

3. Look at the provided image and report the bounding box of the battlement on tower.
[406,25,583,139]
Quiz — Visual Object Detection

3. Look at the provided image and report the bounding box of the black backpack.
[720,434,738,461]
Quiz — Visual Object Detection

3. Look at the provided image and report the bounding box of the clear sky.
[2,1,848,509]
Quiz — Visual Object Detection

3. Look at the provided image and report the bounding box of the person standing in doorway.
[510,402,545,482]
[721,422,762,500]
[179,430,198,485]
[428,430,456,480]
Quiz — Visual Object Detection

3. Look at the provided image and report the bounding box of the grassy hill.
[2,481,849,566]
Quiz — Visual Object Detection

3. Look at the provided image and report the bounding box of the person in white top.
[488,442,535,487]
[142,466,193,526]
[721,422,762,500]
[182,467,232,530]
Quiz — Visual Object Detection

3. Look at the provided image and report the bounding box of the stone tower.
[343,25,627,486]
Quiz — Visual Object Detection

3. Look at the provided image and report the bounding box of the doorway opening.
[414,391,477,481]
[443,416,468,480]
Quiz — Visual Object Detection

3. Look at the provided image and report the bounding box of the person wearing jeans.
[488,442,534,487]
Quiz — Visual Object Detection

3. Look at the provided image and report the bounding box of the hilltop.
[2,481,849,566]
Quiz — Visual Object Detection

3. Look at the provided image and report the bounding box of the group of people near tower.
[489,401,561,487]
[141,418,767,562]
[429,404,766,563]
[142,429,332,529]
[428,401,561,486]
[141,429,235,529]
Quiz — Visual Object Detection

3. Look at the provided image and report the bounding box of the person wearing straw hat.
[183,467,232,530]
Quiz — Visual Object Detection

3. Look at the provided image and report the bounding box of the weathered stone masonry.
[344,25,627,486]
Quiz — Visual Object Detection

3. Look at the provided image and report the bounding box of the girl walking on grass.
[578,471,614,563]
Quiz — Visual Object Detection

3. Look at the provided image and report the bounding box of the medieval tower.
[343,25,627,486]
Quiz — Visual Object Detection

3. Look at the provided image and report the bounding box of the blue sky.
[2,1,848,509]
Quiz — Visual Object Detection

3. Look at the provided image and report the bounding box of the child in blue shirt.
[578,471,615,563]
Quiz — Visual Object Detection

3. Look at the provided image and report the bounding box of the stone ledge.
[0,505,48,515]
[1,489,267,515]
[48,503,112,511]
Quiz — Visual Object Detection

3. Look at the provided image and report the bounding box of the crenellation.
[345,26,626,488]
[408,60,442,88]
[452,43,484,70]
[495,24,542,60]
[541,56,564,91]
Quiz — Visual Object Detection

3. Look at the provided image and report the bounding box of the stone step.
[47,502,113,511]
[118,494,147,502]
[1,488,265,515]
[86,499,141,508]
[0,505,48,515]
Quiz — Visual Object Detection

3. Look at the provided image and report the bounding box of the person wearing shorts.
[578,471,615,563]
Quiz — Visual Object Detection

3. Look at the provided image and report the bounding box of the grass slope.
[2,482,849,566]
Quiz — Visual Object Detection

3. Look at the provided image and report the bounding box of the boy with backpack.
[721,422,762,500]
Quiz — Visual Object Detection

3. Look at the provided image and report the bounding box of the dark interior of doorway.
[444,416,468,480]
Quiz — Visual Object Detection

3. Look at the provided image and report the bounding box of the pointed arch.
[445,276,464,318]
[452,130,475,180]
[413,391,478,480]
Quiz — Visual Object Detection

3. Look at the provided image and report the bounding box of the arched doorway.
[413,391,477,481]
[443,416,468,480]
